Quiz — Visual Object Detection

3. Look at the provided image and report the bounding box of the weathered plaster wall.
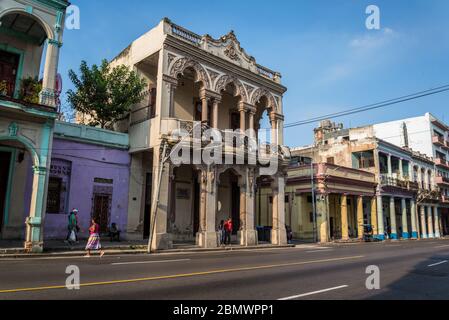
[43,138,131,240]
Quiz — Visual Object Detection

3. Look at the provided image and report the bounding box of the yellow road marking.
[0,255,364,294]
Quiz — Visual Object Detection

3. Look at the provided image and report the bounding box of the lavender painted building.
[29,121,130,240]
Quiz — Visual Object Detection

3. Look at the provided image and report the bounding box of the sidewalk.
[0,239,295,259]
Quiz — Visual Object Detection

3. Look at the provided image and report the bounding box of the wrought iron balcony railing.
[380,174,419,191]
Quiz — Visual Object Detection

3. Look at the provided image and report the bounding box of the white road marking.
[427,260,448,267]
[435,245,449,248]
[306,250,334,253]
[111,258,191,266]
[278,285,349,300]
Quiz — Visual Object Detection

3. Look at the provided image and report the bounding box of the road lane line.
[306,250,333,253]
[278,285,349,300]
[427,260,448,267]
[435,245,449,248]
[111,259,190,266]
[0,255,364,294]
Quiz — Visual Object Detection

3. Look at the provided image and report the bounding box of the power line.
[283,84,449,129]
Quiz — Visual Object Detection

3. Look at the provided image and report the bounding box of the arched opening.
[0,12,51,101]
[173,66,207,123]
[254,96,272,145]
[0,137,39,241]
[217,168,242,243]
[169,164,201,245]
[217,82,243,131]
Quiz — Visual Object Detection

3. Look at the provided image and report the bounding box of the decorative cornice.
[164,38,287,95]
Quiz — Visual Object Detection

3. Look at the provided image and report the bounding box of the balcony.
[159,118,290,163]
[435,158,449,169]
[442,195,449,204]
[288,163,377,195]
[0,7,64,109]
[435,175,449,187]
[433,135,449,151]
[380,174,419,191]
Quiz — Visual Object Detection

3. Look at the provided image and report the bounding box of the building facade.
[372,113,449,235]
[1,120,131,242]
[44,122,131,240]
[268,119,446,243]
[0,0,69,252]
[107,18,290,249]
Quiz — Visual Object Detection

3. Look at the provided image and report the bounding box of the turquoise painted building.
[0,0,69,252]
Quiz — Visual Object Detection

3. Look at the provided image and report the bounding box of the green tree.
[67,59,147,129]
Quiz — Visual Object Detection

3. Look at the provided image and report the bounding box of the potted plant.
[18,77,42,104]
[0,80,8,96]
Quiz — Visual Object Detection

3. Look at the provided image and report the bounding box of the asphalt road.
[1,239,449,300]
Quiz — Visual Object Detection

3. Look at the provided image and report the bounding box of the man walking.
[65,209,79,244]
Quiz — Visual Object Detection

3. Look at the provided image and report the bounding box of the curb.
[0,244,295,259]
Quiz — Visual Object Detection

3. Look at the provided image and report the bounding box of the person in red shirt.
[224,218,233,245]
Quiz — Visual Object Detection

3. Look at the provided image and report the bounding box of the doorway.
[193,173,200,237]
[0,151,12,233]
[0,50,20,97]
[231,181,240,234]
[143,172,152,239]
[92,194,111,234]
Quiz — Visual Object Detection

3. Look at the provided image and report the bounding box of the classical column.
[390,197,398,240]
[341,194,349,240]
[427,206,434,238]
[212,99,220,129]
[270,112,278,146]
[40,40,61,107]
[25,166,48,253]
[200,168,219,248]
[201,96,209,124]
[271,176,287,245]
[370,197,378,237]
[387,154,392,176]
[239,177,247,244]
[238,169,257,246]
[401,198,409,239]
[316,195,330,243]
[410,199,418,239]
[239,107,246,133]
[196,170,208,246]
[376,195,385,240]
[434,206,441,238]
[162,75,178,118]
[357,196,364,240]
[420,205,428,238]
[248,110,255,132]
[25,121,53,253]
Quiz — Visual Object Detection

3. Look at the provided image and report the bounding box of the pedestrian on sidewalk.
[224,218,233,245]
[65,209,79,245]
[85,218,105,257]
[218,220,225,246]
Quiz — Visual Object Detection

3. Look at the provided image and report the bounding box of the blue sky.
[59,0,449,147]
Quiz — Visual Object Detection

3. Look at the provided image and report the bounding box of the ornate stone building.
[109,18,290,249]
[281,120,445,243]
[0,0,69,252]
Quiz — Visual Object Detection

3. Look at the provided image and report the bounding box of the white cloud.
[350,27,397,50]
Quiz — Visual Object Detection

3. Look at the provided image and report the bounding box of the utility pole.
[147,140,168,254]
[311,161,317,243]
[147,122,201,253]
